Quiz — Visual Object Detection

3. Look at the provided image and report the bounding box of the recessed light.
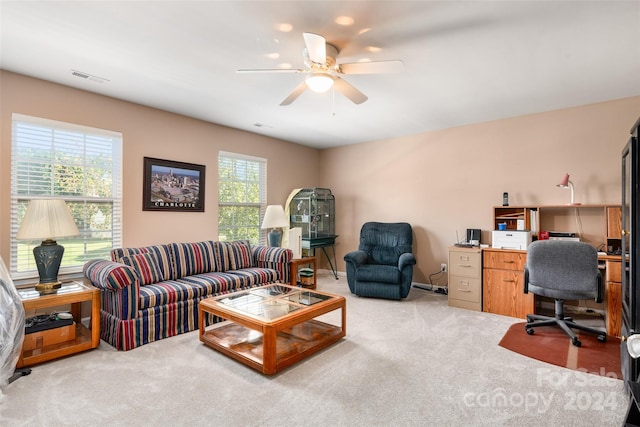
[358,28,371,35]
[366,46,381,53]
[277,23,293,32]
[278,63,292,69]
[335,16,354,26]
[265,53,280,60]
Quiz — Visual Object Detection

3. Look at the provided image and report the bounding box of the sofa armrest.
[252,246,293,283]
[398,253,417,271]
[83,259,139,291]
[83,259,140,320]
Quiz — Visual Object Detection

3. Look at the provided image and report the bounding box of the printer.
[492,230,532,250]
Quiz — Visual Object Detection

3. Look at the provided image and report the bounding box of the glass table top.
[216,284,333,320]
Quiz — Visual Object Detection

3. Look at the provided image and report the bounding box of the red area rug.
[499,322,622,379]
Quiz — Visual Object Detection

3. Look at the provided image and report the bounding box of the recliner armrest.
[398,253,416,270]
[344,250,368,267]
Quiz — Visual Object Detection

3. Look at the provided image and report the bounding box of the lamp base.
[268,229,282,247]
[35,281,62,295]
[33,239,64,294]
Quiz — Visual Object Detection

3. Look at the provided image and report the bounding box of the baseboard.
[412,282,448,294]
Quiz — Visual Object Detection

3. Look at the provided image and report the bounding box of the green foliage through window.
[218,152,266,245]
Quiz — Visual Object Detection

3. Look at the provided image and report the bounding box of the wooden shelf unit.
[17,280,100,367]
[493,204,622,250]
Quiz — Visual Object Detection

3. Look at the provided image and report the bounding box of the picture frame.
[143,157,205,212]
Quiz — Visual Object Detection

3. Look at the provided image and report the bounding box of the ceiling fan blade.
[333,78,368,105]
[280,81,308,106]
[303,32,326,64]
[340,60,404,75]
[237,69,302,74]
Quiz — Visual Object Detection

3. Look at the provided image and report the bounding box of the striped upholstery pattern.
[83,259,138,291]
[112,244,176,280]
[86,241,293,351]
[252,245,292,283]
[120,253,165,285]
[219,240,252,271]
[171,241,221,277]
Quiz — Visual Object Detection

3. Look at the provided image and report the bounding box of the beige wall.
[320,96,640,284]
[0,71,320,263]
[2,70,639,286]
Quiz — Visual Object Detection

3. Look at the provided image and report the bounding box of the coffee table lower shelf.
[201,319,343,374]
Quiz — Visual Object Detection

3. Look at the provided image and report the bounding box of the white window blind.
[218,151,266,245]
[10,114,123,279]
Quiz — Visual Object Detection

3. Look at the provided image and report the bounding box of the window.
[10,114,122,279]
[218,151,266,245]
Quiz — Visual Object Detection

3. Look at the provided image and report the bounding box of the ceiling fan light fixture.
[305,73,334,93]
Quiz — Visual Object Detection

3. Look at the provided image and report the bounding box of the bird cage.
[289,188,335,247]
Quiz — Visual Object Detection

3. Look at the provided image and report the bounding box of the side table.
[290,257,317,289]
[17,279,100,367]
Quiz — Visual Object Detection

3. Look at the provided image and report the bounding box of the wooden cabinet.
[482,249,534,318]
[448,247,482,311]
[605,258,622,337]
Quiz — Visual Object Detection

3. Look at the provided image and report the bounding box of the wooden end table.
[290,257,316,289]
[17,279,100,367]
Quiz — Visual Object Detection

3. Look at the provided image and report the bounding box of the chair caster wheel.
[526,328,534,335]
[572,338,582,347]
[597,335,607,343]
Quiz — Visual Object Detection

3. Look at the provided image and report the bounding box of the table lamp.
[557,173,581,205]
[261,205,288,247]
[16,199,80,294]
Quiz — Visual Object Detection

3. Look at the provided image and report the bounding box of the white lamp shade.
[16,199,80,240]
[306,73,335,93]
[261,205,288,229]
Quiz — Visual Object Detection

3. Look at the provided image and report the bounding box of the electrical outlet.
[441,263,447,273]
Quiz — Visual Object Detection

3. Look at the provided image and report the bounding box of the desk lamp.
[557,173,581,205]
[261,205,288,247]
[16,199,80,294]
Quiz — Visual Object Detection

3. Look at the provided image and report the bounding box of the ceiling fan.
[237,32,403,106]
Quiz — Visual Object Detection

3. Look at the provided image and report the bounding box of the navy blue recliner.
[344,222,416,300]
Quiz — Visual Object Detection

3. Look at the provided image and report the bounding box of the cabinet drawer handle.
[502,279,515,283]
[458,289,471,293]
[458,264,472,268]
[503,260,515,264]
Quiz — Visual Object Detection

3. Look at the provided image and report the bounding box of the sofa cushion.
[138,280,206,309]
[171,241,220,277]
[112,244,176,280]
[120,253,165,285]
[219,240,252,271]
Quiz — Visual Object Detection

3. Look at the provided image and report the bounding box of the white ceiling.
[1,1,639,149]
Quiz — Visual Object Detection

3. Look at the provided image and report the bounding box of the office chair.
[523,240,607,347]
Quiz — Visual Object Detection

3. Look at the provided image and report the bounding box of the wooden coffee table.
[198,284,346,374]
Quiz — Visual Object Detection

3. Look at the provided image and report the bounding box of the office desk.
[482,248,622,337]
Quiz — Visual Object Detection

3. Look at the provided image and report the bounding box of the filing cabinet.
[448,247,482,311]
[482,248,534,318]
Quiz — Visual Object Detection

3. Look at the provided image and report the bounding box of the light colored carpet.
[0,273,629,426]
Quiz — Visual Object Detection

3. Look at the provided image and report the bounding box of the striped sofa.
[83,240,292,351]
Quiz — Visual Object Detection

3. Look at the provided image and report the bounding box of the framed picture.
[143,157,205,212]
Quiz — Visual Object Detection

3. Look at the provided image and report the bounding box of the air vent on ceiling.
[71,69,109,84]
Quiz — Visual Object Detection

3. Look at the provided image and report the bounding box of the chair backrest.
[359,222,413,265]
[526,240,599,298]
